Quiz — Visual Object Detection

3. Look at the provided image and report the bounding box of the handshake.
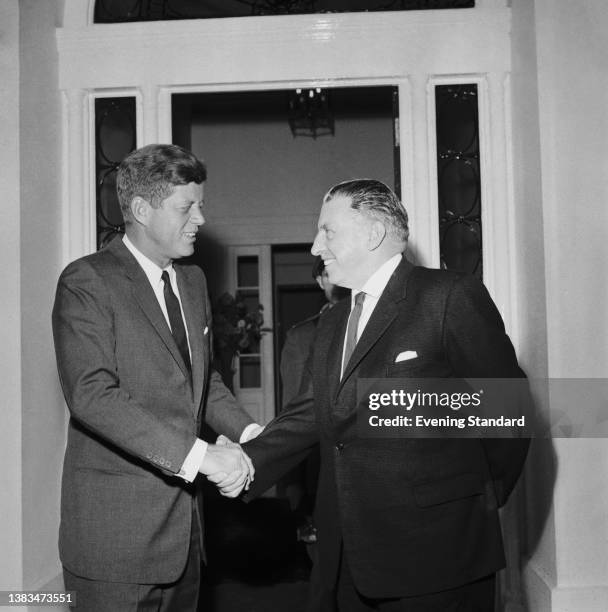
[198,434,256,498]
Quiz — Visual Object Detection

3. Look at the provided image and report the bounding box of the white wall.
[510,0,555,608]
[191,113,394,247]
[513,0,608,609]
[0,0,66,596]
[0,0,24,592]
[19,0,66,590]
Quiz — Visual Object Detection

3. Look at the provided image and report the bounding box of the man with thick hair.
[242,179,529,611]
[52,144,259,611]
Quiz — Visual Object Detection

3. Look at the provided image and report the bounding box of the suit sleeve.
[443,274,530,506]
[243,362,319,498]
[52,260,196,475]
[200,281,254,440]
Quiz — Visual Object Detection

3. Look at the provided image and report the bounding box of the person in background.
[281,256,349,410]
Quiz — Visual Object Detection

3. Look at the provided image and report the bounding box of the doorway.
[171,85,398,419]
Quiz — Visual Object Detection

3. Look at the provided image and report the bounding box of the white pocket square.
[204,326,209,335]
[395,350,418,363]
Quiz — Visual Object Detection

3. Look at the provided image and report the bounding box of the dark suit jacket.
[52,237,253,584]
[244,257,529,599]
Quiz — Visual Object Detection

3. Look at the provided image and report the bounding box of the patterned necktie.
[161,270,191,373]
[342,291,365,378]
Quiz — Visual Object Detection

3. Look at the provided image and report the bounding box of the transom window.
[94,0,474,23]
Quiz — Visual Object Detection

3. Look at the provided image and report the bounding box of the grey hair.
[323,179,409,244]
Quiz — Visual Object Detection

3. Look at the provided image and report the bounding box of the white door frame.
[57,4,523,605]
[57,2,518,339]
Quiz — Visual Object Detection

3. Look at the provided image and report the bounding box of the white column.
[63,88,94,261]
[482,72,517,334]
[142,84,160,145]
[518,0,608,609]
[157,87,173,144]
[407,73,437,268]
[0,0,24,595]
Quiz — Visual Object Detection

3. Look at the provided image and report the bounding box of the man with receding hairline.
[52,143,260,611]
[241,179,529,611]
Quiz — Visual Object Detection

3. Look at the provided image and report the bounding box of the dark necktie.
[342,291,365,378]
[161,270,191,372]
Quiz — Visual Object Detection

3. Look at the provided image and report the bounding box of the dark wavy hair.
[117,144,206,223]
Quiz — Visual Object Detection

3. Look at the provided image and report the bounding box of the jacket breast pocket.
[385,361,424,377]
[413,472,484,508]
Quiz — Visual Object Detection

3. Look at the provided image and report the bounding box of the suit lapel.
[176,266,206,413]
[108,239,192,382]
[336,257,414,396]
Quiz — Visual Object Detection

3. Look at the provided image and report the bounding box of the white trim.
[423,75,441,269]
[57,10,511,90]
[158,88,173,144]
[502,72,520,343]
[62,88,91,263]
[164,76,406,96]
[86,0,95,26]
[86,93,96,252]
[158,75,404,160]
[396,78,417,262]
[485,72,517,332]
[63,89,143,259]
[60,89,71,266]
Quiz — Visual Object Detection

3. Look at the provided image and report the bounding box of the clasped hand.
[199,438,254,498]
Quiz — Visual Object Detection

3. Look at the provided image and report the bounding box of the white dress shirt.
[123,235,191,355]
[341,253,403,375]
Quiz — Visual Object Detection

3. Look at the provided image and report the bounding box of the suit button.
[335,443,344,452]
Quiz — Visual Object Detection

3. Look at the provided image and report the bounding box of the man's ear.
[130,196,151,226]
[368,220,387,251]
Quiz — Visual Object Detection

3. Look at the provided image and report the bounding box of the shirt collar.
[356,253,403,300]
[123,234,173,286]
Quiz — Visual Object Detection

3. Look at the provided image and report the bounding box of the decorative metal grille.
[95,97,136,250]
[94,0,474,22]
[435,84,482,279]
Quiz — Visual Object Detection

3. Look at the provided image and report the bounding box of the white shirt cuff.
[239,423,264,443]
[178,438,208,482]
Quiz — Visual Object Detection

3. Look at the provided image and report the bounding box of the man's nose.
[311,231,324,255]
[190,207,205,226]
